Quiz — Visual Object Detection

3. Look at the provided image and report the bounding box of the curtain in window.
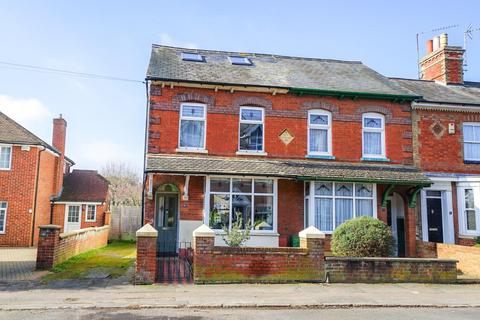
[335,198,353,226]
[465,143,480,160]
[356,199,373,216]
[315,198,333,231]
[309,128,328,152]
[180,120,204,148]
[363,132,381,155]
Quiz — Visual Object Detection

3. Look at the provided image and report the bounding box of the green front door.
[155,193,178,254]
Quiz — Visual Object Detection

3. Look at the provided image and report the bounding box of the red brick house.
[391,33,480,247]
[0,112,109,246]
[143,46,431,257]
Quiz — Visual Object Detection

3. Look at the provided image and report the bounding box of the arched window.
[362,113,385,159]
[308,110,332,156]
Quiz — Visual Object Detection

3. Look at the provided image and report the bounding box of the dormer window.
[229,56,252,65]
[181,52,204,62]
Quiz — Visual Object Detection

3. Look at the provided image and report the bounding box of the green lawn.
[43,240,136,281]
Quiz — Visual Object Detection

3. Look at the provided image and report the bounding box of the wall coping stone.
[299,226,325,239]
[59,225,110,239]
[325,256,458,263]
[39,224,61,230]
[193,224,215,238]
[136,224,158,238]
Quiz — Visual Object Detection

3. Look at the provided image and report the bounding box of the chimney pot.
[433,36,440,51]
[440,33,448,48]
[426,39,433,54]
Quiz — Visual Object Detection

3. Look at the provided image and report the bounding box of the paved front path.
[0,248,45,282]
[1,283,480,311]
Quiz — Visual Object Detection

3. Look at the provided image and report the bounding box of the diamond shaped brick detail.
[430,121,446,139]
[279,129,295,145]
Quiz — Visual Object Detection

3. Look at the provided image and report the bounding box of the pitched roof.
[146,154,431,185]
[147,45,416,97]
[57,170,109,202]
[390,78,480,106]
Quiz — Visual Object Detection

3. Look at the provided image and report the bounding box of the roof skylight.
[229,56,253,65]
[181,52,204,62]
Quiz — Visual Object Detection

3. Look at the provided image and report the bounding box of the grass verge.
[43,240,136,281]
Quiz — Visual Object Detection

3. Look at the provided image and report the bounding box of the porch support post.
[135,224,158,284]
[408,185,423,208]
[183,174,190,201]
[381,184,395,208]
[404,202,417,257]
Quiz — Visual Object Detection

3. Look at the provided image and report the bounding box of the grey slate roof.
[147,45,416,97]
[391,78,480,106]
[146,154,431,185]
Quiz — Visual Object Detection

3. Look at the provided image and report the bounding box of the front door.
[426,192,443,243]
[155,194,179,254]
[65,205,81,232]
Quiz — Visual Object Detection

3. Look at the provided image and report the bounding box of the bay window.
[0,146,12,170]
[308,110,332,156]
[207,177,276,231]
[239,107,264,152]
[179,103,206,150]
[362,113,385,159]
[463,123,480,161]
[305,181,376,232]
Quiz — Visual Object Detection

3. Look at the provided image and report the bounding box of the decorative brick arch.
[233,96,272,111]
[355,106,393,122]
[301,101,340,117]
[172,92,215,110]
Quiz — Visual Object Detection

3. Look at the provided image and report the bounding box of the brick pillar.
[104,211,111,226]
[299,226,325,281]
[135,224,158,284]
[405,205,417,257]
[36,225,61,270]
[192,224,215,283]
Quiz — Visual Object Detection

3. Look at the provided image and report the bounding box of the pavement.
[0,248,47,282]
[1,282,480,311]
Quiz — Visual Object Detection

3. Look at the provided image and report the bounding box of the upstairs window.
[463,123,480,161]
[308,110,332,156]
[0,146,12,170]
[229,56,253,65]
[181,52,204,62]
[0,202,7,233]
[179,103,206,150]
[239,107,264,152]
[362,113,385,159]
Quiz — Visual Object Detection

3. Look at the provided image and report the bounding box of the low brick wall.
[325,257,457,283]
[193,226,325,284]
[36,225,110,269]
[416,240,437,258]
[437,243,480,279]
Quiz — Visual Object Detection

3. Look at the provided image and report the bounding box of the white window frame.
[307,110,332,156]
[178,102,207,151]
[0,145,12,170]
[238,106,265,153]
[0,201,7,234]
[204,176,278,234]
[457,183,480,236]
[362,113,386,159]
[305,181,377,234]
[85,204,97,222]
[463,122,480,162]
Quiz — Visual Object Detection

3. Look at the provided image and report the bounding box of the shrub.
[331,216,394,257]
[221,212,251,247]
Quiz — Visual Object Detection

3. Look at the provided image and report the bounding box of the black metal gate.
[157,241,193,284]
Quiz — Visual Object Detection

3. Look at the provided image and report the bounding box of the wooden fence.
[109,206,141,241]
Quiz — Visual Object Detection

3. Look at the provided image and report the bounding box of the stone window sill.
[175,148,208,154]
[236,151,268,156]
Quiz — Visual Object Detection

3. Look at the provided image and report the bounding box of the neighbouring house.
[143,45,432,257]
[391,33,480,247]
[0,112,109,246]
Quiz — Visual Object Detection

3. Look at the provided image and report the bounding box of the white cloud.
[0,94,51,128]
[159,32,198,49]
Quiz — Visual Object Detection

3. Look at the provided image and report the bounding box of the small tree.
[100,161,142,207]
[221,212,252,247]
[331,216,394,257]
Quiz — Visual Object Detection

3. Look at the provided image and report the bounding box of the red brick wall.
[0,146,38,246]
[148,86,413,165]
[414,110,480,173]
[277,180,305,246]
[144,175,204,225]
[193,235,325,283]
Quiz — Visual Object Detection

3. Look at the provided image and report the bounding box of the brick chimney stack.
[52,115,67,194]
[419,33,465,84]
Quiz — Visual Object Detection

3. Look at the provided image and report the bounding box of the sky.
[0,0,479,174]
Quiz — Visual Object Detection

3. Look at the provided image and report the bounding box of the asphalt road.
[1,307,480,320]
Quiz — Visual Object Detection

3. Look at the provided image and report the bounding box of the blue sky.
[0,0,479,173]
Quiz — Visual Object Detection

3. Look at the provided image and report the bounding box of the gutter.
[30,147,45,246]
[289,87,421,102]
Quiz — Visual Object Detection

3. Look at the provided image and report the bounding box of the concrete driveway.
[0,247,42,282]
